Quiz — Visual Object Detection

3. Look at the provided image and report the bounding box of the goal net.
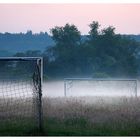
[64,78,137,97]
[0,57,43,135]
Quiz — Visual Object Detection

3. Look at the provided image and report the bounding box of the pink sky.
[0,4,140,34]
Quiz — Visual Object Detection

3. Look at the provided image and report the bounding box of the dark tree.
[50,23,81,47]
[46,24,81,77]
[88,22,139,78]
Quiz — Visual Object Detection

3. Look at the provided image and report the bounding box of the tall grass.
[43,96,140,136]
[1,96,140,136]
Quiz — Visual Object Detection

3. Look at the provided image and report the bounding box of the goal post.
[0,57,43,135]
[64,78,138,97]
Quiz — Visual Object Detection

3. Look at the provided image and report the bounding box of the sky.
[0,4,140,35]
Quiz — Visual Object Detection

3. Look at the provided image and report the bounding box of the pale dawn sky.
[0,4,140,35]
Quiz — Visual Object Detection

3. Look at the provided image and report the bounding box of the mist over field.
[43,80,139,97]
[0,79,139,98]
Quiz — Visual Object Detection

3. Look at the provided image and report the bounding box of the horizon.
[0,4,140,35]
[0,30,140,36]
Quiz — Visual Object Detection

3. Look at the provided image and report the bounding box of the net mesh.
[0,59,42,135]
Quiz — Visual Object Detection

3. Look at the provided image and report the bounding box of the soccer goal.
[0,57,43,135]
[64,78,138,97]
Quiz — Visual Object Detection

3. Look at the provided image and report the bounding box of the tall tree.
[46,24,81,76]
[50,23,81,47]
[88,22,139,78]
[89,21,100,37]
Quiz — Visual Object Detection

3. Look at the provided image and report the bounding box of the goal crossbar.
[64,78,137,81]
[0,57,42,61]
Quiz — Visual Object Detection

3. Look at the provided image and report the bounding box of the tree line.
[0,31,53,54]
[44,21,140,78]
[13,21,140,79]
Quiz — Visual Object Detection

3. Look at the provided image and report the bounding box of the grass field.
[1,96,140,136]
[43,96,140,136]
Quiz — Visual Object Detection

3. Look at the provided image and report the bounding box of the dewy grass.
[1,96,140,136]
[43,96,140,136]
[0,119,36,136]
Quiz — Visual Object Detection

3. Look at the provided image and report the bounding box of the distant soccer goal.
[0,57,43,135]
[64,78,137,97]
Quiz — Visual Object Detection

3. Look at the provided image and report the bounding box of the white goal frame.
[64,78,138,97]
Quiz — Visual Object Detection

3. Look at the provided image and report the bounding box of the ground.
[1,96,140,136]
